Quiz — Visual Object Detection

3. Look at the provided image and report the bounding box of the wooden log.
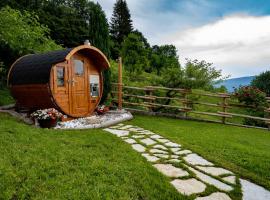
[124,94,156,100]
[190,111,232,118]
[218,111,270,122]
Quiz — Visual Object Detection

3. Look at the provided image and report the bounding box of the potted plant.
[30,108,63,128]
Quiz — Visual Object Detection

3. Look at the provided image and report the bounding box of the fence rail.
[111,83,270,130]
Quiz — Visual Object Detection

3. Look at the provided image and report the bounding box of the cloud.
[166,15,270,77]
[95,0,270,77]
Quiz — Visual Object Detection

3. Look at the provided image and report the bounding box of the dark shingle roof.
[9,48,73,85]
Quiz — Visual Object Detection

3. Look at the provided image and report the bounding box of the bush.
[251,71,270,96]
[234,86,268,127]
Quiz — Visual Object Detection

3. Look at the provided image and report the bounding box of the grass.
[128,115,270,191]
[0,113,187,200]
[0,88,14,106]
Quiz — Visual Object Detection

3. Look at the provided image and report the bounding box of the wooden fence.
[111,83,270,130]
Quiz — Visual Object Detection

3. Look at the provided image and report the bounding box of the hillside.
[216,76,255,92]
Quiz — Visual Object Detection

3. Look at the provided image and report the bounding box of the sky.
[94,0,270,78]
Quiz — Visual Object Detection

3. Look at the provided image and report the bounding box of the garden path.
[104,124,270,200]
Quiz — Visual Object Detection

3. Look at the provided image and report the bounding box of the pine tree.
[110,0,133,45]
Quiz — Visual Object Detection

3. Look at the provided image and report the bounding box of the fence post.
[265,108,270,131]
[221,95,229,124]
[118,57,123,110]
[145,86,154,112]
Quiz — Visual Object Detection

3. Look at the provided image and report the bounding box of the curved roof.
[8,45,110,85]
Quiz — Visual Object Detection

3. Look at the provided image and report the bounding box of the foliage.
[251,70,270,96]
[234,86,268,127]
[0,6,61,64]
[121,33,150,74]
[0,61,6,88]
[0,88,14,106]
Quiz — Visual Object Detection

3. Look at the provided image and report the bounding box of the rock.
[165,142,181,148]
[128,128,143,132]
[142,153,159,162]
[124,138,137,144]
[156,138,170,143]
[183,154,214,166]
[150,149,168,154]
[195,192,231,200]
[240,179,270,200]
[154,164,189,178]
[176,150,192,155]
[103,128,129,137]
[153,144,167,150]
[188,167,233,191]
[132,144,146,153]
[119,125,134,130]
[171,147,181,153]
[167,159,181,163]
[171,178,206,195]
[196,166,233,176]
[141,138,156,146]
[150,135,163,139]
[222,176,236,184]
[154,154,170,159]
[132,135,145,139]
[171,155,179,159]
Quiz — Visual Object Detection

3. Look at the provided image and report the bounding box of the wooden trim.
[65,45,110,69]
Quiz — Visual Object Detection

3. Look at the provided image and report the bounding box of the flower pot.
[38,118,57,128]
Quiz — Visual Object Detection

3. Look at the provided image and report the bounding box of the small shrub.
[234,86,268,127]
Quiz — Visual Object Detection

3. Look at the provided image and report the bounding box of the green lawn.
[0,113,186,200]
[128,115,270,191]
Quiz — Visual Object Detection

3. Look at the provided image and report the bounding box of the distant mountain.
[215,76,255,93]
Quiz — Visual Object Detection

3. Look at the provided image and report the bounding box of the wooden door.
[52,62,71,114]
[70,55,89,116]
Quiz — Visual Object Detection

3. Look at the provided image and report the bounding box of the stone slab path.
[104,124,270,200]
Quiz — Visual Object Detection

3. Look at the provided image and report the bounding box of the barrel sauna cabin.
[7,44,110,118]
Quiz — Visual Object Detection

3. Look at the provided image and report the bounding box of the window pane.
[57,67,65,86]
[74,59,84,76]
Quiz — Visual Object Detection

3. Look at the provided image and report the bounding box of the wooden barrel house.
[8,44,110,118]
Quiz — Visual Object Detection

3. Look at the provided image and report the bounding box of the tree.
[110,0,133,58]
[251,71,270,96]
[0,6,61,86]
[120,33,150,74]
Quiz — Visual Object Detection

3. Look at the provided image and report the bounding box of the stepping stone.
[150,149,167,154]
[124,138,137,144]
[171,178,206,195]
[171,155,179,159]
[195,192,231,200]
[128,128,142,132]
[188,167,233,191]
[142,153,159,162]
[132,144,146,153]
[171,147,181,153]
[142,131,155,135]
[176,150,192,155]
[240,179,270,200]
[184,154,214,166]
[156,138,170,143]
[141,138,156,146]
[150,134,163,139]
[196,166,233,176]
[121,137,129,140]
[165,142,181,148]
[119,125,134,130]
[222,176,236,184]
[153,144,167,150]
[104,128,129,137]
[110,123,124,129]
[154,164,189,178]
[154,154,169,159]
[132,135,145,139]
[167,159,181,163]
